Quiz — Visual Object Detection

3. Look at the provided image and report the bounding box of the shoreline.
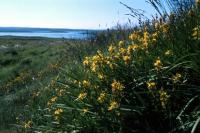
[0,35,90,41]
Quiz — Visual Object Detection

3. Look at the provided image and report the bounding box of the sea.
[0,27,97,39]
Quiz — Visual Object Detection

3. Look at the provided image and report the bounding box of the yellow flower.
[154,57,162,71]
[97,92,106,103]
[108,45,115,54]
[127,44,139,54]
[165,50,173,56]
[152,32,158,42]
[83,57,90,66]
[54,109,63,121]
[91,62,98,72]
[113,54,120,60]
[54,108,63,115]
[123,55,131,65]
[47,96,57,106]
[192,27,200,40]
[108,101,119,111]
[97,50,104,59]
[161,23,169,34]
[58,89,65,96]
[32,91,40,98]
[73,80,78,84]
[111,80,125,92]
[76,92,87,101]
[24,121,32,129]
[154,22,160,29]
[147,81,156,89]
[51,96,57,102]
[82,80,90,88]
[97,73,105,80]
[129,32,138,40]
[82,108,89,114]
[118,40,124,47]
[119,48,126,55]
[109,63,116,70]
[94,85,99,89]
[159,89,170,108]
[92,55,101,62]
[106,59,116,69]
[172,73,182,83]
[143,27,149,48]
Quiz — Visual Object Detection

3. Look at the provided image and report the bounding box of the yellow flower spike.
[123,55,131,65]
[108,45,115,54]
[152,32,158,43]
[82,108,89,114]
[119,48,127,55]
[106,60,111,65]
[159,88,170,108]
[118,40,125,47]
[94,85,99,89]
[162,23,169,34]
[76,92,87,101]
[97,50,104,59]
[154,57,163,71]
[51,96,57,102]
[97,73,105,80]
[106,60,116,69]
[90,62,98,72]
[47,96,58,106]
[24,120,32,129]
[127,44,139,54]
[58,89,65,96]
[154,22,160,30]
[143,28,149,48]
[111,80,125,92]
[127,45,133,54]
[113,54,120,60]
[129,32,138,40]
[147,81,156,89]
[97,50,102,54]
[97,92,106,103]
[165,50,173,56]
[109,63,116,70]
[54,108,63,115]
[83,57,90,66]
[73,80,78,84]
[92,55,101,62]
[108,101,119,111]
[192,27,200,40]
[172,73,182,83]
[82,80,90,88]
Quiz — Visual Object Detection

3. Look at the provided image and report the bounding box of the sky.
[0,0,156,29]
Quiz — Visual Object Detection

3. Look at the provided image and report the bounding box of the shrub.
[19,0,200,132]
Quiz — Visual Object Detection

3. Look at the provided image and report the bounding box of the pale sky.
[0,0,156,29]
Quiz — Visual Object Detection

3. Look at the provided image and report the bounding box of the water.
[0,28,93,39]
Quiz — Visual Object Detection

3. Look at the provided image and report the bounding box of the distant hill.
[0,27,99,33]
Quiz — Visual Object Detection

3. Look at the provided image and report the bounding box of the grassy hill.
[0,37,100,130]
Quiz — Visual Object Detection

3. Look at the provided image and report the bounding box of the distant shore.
[0,27,102,39]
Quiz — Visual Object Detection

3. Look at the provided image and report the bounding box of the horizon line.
[0,26,108,30]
